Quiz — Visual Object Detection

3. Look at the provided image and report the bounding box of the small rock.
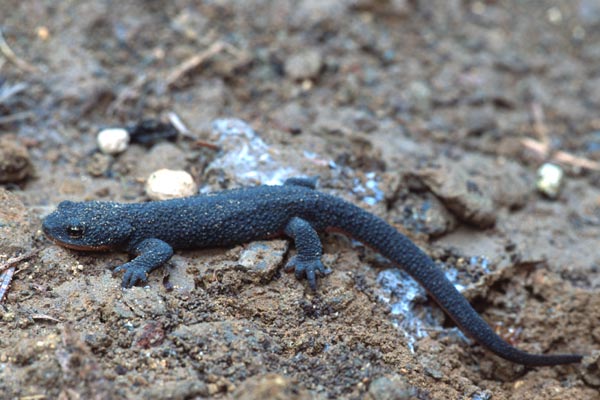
[145,169,197,200]
[0,135,33,183]
[164,256,196,293]
[581,350,600,387]
[144,380,209,400]
[85,152,112,177]
[536,163,563,199]
[84,332,113,353]
[97,128,130,155]
[406,81,432,113]
[170,8,208,40]
[415,160,496,228]
[399,194,457,237]
[121,287,167,317]
[284,49,323,80]
[271,102,311,134]
[233,373,311,400]
[366,374,418,400]
[134,321,165,349]
[487,158,531,209]
[237,240,289,283]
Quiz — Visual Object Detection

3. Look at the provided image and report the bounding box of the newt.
[42,177,583,366]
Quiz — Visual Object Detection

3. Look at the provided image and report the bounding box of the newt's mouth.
[44,234,112,252]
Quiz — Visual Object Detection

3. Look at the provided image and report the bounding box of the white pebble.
[145,169,197,200]
[97,128,130,155]
[536,163,564,199]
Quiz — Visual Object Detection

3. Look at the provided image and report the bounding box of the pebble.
[284,49,323,80]
[581,350,600,387]
[85,152,112,177]
[237,240,289,283]
[407,80,432,112]
[145,169,197,200]
[536,163,563,199]
[0,135,33,183]
[367,374,418,399]
[121,287,167,317]
[97,128,130,155]
[415,160,496,228]
[233,374,311,400]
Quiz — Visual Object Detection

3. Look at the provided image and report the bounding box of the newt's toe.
[284,255,330,290]
[114,263,148,288]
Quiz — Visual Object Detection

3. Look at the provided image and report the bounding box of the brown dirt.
[1,0,600,399]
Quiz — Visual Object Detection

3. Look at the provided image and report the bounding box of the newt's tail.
[331,200,583,366]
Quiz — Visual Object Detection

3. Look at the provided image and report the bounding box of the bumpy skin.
[42,178,583,366]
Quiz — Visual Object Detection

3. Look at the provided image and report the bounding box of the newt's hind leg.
[284,217,331,290]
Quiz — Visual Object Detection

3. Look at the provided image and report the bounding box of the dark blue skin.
[42,178,583,366]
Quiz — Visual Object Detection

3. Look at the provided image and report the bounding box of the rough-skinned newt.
[42,177,583,366]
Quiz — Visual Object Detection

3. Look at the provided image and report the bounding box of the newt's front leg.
[284,217,331,289]
[114,238,174,288]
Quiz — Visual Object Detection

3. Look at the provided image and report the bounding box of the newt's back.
[132,184,331,249]
[43,184,339,252]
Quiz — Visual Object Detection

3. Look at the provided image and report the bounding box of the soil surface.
[1,1,600,399]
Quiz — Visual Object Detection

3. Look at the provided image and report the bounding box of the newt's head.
[42,200,133,251]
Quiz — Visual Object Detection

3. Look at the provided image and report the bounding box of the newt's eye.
[66,225,84,239]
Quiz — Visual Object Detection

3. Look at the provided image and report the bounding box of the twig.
[0,249,40,303]
[167,111,219,149]
[107,74,148,116]
[0,29,37,73]
[0,110,34,124]
[165,41,234,88]
[531,102,549,146]
[167,111,193,138]
[0,249,39,273]
[521,102,600,171]
[0,267,15,302]
[191,139,221,151]
[521,137,548,158]
[15,395,46,400]
[0,81,29,104]
[31,314,61,323]
[521,137,600,171]
[552,150,600,171]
